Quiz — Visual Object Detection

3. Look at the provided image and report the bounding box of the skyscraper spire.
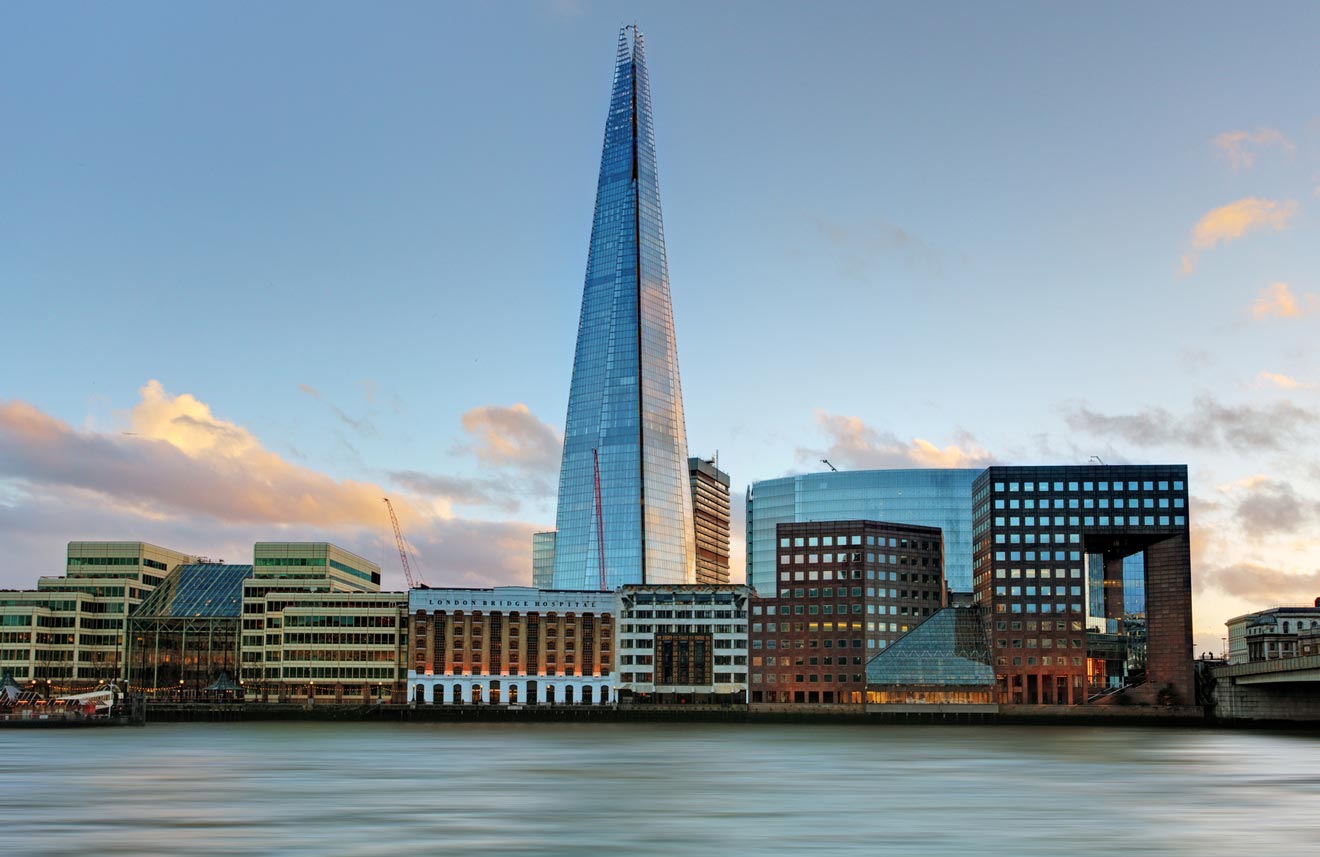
[552,27,695,589]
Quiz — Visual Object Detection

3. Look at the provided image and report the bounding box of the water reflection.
[2,723,1318,854]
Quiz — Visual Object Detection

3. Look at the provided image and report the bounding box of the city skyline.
[3,3,1320,657]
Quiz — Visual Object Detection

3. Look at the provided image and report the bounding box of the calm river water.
[2,722,1318,854]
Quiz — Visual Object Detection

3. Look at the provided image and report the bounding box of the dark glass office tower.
[972,465,1193,706]
[553,27,694,589]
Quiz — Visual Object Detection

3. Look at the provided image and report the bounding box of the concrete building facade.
[1226,601,1320,664]
[238,543,406,703]
[0,541,197,691]
[616,584,752,703]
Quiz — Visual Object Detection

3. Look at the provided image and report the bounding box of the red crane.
[593,448,607,591]
[383,497,424,589]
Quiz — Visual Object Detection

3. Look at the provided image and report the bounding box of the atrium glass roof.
[866,607,996,687]
[133,564,254,618]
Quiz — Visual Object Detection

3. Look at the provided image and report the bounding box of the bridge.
[1213,654,1320,721]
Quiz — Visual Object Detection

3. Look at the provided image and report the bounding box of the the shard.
[552,26,694,589]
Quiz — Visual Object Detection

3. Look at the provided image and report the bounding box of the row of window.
[618,672,747,684]
[995,656,1084,667]
[993,480,1183,493]
[752,673,861,685]
[779,535,934,549]
[779,553,934,566]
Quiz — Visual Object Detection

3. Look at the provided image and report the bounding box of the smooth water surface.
[2,722,1318,855]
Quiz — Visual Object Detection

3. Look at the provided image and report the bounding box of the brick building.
[749,520,946,704]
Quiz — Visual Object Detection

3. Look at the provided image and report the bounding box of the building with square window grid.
[615,585,751,703]
[972,466,1192,706]
[750,521,946,704]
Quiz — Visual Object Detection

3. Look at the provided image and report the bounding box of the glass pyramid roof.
[132,563,254,618]
[866,607,996,687]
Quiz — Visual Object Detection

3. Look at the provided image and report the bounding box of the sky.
[3,1,1320,655]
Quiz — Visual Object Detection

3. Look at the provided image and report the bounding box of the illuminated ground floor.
[407,672,615,705]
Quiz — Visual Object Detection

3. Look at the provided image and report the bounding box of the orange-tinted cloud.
[1212,128,1295,171]
[798,411,996,470]
[1181,198,1298,274]
[0,380,414,528]
[1251,282,1317,319]
[0,382,550,590]
[1256,371,1310,390]
[456,403,562,475]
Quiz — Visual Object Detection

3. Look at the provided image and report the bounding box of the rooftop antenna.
[821,459,838,472]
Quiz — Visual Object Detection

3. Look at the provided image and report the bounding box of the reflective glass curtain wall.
[746,470,981,595]
[553,27,694,589]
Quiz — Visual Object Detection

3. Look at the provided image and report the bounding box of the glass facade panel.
[553,27,694,589]
[746,469,980,594]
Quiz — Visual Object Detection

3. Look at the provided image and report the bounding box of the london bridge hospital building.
[406,585,752,706]
[408,588,617,706]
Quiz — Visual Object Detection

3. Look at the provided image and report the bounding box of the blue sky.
[3,1,1320,652]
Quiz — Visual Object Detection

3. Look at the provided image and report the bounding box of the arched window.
[508,684,519,705]
[564,685,575,705]
[1283,622,1290,633]
[582,686,594,705]
[414,684,425,703]
[471,685,483,705]
[545,684,556,704]
[451,683,463,705]
[599,686,609,704]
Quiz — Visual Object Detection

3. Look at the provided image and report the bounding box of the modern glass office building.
[553,27,694,589]
[972,465,1192,705]
[746,470,982,595]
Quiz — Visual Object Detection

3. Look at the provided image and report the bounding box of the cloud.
[298,383,376,436]
[1213,128,1295,171]
[1220,476,1319,539]
[455,404,562,477]
[811,214,946,277]
[1180,198,1298,274]
[0,382,549,591]
[387,469,522,514]
[797,411,996,470]
[1202,562,1320,604]
[0,381,410,528]
[1256,371,1312,390]
[1251,282,1317,319]
[1063,394,1318,453]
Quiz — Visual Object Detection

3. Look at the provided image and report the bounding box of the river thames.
[2,722,1318,854]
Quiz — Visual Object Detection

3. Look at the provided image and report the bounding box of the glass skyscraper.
[552,27,694,589]
[746,469,982,595]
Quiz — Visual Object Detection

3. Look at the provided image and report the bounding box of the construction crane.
[383,497,425,589]
[593,448,607,591]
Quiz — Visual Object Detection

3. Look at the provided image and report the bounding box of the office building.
[238,543,406,703]
[972,465,1193,705]
[689,457,731,585]
[749,521,946,704]
[0,541,197,690]
[408,587,615,705]
[532,531,556,589]
[552,26,695,589]
[126,562,253,695]
[746,469,980,594]
[615,584,752,703]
